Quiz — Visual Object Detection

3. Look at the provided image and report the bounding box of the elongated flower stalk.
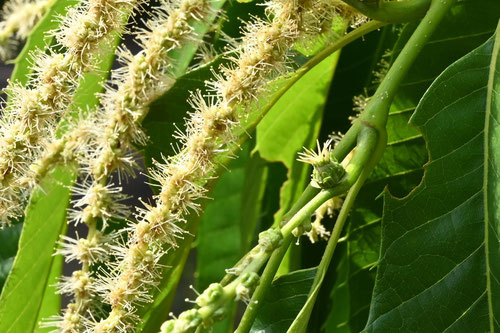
[37,1,219,331]
[90,1,358,331]
[0,0,52,60]
[0,0,141,225]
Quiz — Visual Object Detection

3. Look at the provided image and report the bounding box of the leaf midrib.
[484,21,500,333]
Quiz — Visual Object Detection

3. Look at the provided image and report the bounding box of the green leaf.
[254,51,338,170]
[34,247,65,333]
[365,23,500,332]
[197,142,267,289]
[11,0,79,83]
[240,151,268,249]
[197,148,247,289]
[0,167,75,333]
[250,268,317,333]
[325,2,500,331]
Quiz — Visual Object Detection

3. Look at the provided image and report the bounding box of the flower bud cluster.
[298,139,346,189]
[161,272,260,332]
[90,1,359,330]
[0,0,52,60]
[0,0,141,226]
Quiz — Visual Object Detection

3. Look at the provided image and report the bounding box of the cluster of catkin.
[83,0,356,331]
[25,0,218,331]
[0,0,357,331]
[0,0,140,225]
[0,0,52,60]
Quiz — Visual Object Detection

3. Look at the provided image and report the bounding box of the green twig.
[342,0,431,23]
[361,0,458,130]
[234,235,294,333]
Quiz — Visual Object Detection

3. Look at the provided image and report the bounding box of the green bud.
[160,320,176,333]
[236,272,260,301]
[298,141,346,189]
[196,283,224,307]
[177,309,203,333]
[311,156,345,189]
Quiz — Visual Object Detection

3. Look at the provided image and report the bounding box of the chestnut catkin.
[0,0,140,225]
[41,1,218,331]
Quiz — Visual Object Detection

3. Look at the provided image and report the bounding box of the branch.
[342,0,431,23]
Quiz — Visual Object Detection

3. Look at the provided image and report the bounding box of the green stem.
[223,184,319,285]
[287,162,373,332]
[280,190,341,237]
[235,235,294,333]
[360,0,458,130]
[278,184,319,227]
[342,0,431,23]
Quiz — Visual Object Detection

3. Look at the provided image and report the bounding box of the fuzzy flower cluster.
[88,0,358,331]
[37,0,219,331]
[0,0,52,60]
[298,139,346,189]
[0,0,140,225]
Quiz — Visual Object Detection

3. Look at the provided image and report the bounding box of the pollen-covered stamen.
[57,233,112,264]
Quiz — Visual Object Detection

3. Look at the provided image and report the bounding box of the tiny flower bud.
[298,140,346,189]
[195,283,224,308]
[161,320,176,333]
[235,272,260,301]
[177,309,203,333]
